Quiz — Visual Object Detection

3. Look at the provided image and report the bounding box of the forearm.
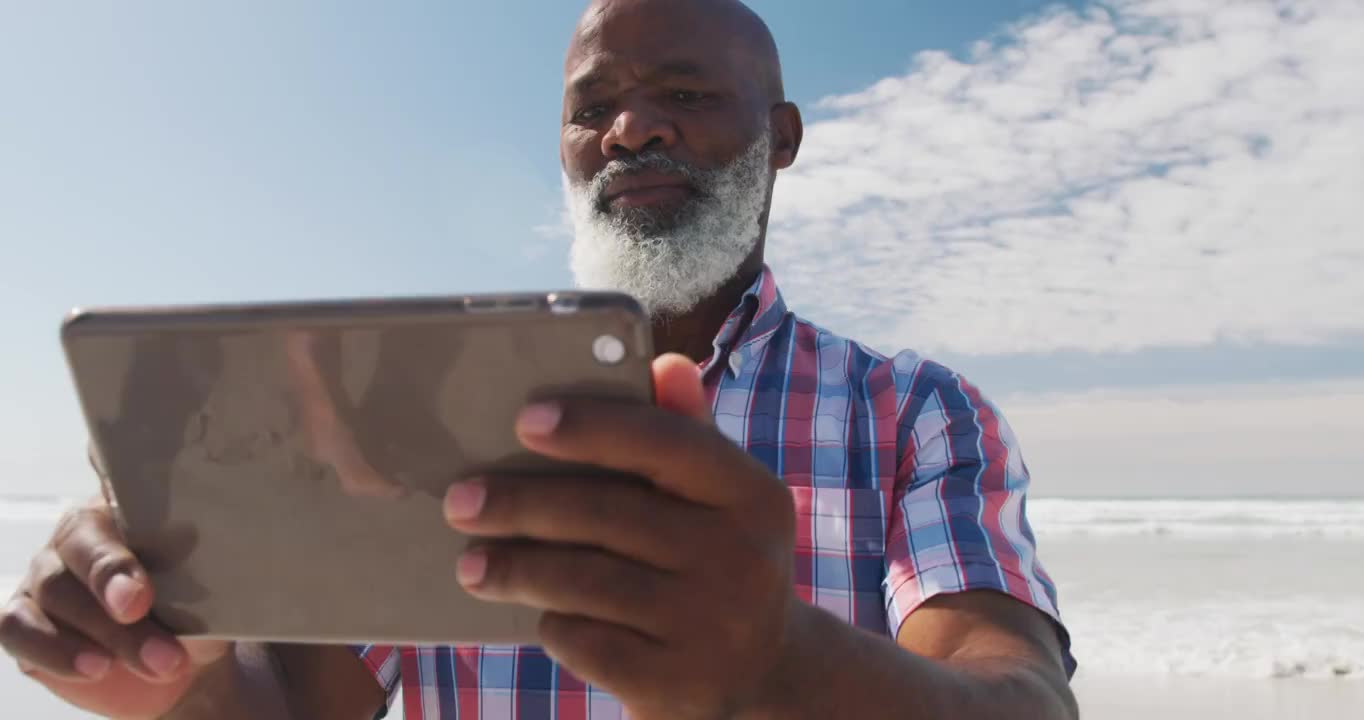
[155,643,293,720]
[755,605,1078,720]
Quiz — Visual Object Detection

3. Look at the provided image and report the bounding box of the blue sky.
[3,0,1361,499]
[2,1,1076,309]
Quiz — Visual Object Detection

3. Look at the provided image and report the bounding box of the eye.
[572,105,608,123]
[672,90,709,105]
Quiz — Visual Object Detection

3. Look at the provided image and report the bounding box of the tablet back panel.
[61,292,653,645]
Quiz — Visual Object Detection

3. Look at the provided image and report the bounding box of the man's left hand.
[443,353,804,720]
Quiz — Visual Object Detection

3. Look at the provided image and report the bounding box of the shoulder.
[782,311,973,412]
[783,313,1022,458]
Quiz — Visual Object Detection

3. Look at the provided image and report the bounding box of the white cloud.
[999,377,1364,498]
[768,0,1364,355]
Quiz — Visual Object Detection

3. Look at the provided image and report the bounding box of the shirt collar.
[702,264,788,377]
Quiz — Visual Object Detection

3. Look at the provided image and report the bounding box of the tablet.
[60,291,654,646]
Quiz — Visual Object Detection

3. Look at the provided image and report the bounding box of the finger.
[513,398,769,508]
[285,335,406,501]
[651,353,711,423]
[179,638,231,667]
[0,594,112,682]
[537,611,659,698]
[329,438,406,500]
[28,559,188,683]
[50,504,154,625]
[444,476,711,570]
[458,542,673,638]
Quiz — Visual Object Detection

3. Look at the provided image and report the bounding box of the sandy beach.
[6,664,1363,719]
[1073,675,1364,719]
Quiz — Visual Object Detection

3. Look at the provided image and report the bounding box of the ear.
[769,102,804,171]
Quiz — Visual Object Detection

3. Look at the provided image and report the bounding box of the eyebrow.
[648,61,707,81]
[567,60,709,95]
[568,70,606,96]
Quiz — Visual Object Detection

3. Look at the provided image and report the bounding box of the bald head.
[558,0,804,317]
[569,0,785,105]
[558,0,802,222]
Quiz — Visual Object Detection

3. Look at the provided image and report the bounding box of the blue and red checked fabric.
[352,266,1071,718]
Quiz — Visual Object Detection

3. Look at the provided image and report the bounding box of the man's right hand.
[1,496,231,719]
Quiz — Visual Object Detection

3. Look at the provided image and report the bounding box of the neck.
[651,248,765,364]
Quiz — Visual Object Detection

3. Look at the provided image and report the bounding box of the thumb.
[651,353,710,423]
[180,638,232,668]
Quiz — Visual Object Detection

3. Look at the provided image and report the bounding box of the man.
[2,0,1077,718]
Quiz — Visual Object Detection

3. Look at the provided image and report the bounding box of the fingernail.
[444,481,486,522]
[141,637,186,678]
[74,652,112,680]
[516,403,562,437]
[104,574,142,618]
[457,549,488,587]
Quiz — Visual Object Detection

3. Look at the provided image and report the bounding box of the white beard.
[567,131,773,318]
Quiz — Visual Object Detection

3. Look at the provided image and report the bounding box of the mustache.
[589,151,707,208]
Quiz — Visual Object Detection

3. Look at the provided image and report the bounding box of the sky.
[2,0,1361,499]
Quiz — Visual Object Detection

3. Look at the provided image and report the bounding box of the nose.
[601,103,678,158]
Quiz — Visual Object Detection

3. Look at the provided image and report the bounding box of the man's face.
[560,1,775,317]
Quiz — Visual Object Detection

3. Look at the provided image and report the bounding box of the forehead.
[564,3,746,90]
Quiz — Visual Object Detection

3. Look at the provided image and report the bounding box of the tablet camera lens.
[593,334,626,365]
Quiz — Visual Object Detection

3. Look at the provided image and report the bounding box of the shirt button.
[728,353,744,374]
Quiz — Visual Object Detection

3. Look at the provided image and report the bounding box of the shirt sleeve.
[883,365,1075,677]
[348,644,402,718]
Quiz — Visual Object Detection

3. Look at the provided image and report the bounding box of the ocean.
[3,496,1363,718]
[1031,499,1364,681]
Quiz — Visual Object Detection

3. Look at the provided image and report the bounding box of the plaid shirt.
[353,266,1071,718]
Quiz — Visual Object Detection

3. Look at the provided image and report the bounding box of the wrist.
[739,599,829,720]
[151,642,248,720]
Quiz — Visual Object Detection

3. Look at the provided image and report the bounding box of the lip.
[602,172,694,208]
